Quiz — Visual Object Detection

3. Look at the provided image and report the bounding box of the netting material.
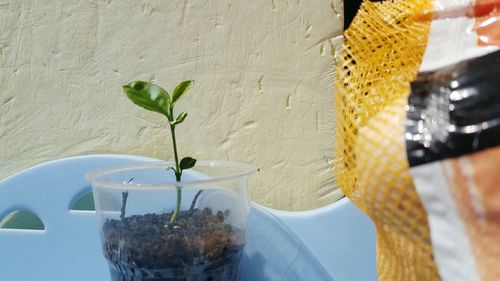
[335,0,440,280]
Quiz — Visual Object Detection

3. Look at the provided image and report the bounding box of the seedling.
[122,80,196,224]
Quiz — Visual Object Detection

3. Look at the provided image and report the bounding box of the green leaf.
[172,112,187,125]
[123,81,172,118]
[180,157,197,171]
[172,80,194,104]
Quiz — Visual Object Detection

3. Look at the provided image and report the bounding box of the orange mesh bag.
[336,0,500,280]
[335,1,438,280]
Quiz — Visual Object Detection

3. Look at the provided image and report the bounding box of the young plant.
[122,80,196,224]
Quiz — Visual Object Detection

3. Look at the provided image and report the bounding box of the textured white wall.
[0,0,343,210]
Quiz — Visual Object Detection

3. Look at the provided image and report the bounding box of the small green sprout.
[122,80,196,224]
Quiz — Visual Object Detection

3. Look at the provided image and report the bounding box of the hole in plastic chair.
[0,210,45,230]
[71,191,95,211]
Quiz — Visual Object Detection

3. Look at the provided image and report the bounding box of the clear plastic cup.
[86,160,257,281]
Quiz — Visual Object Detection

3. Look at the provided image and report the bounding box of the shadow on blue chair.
[0,154,377,281]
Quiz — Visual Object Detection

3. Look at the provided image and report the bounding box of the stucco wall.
[0,0,343,211]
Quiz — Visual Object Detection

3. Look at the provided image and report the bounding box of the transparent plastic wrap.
[407,50,500,281]
[407,50,500,166]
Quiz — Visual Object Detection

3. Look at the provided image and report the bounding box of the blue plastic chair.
[0,154,377,281]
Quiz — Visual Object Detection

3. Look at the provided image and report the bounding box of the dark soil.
[102,208,245,281]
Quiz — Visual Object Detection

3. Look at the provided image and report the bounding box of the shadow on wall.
[345,0,385,30]
[345,0,363,29]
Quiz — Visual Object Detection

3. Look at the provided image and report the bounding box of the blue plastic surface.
[267,199,378,281]
[0,154,377,281]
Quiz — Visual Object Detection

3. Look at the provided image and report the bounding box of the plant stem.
[169,124,182,224]
[121,191,129,220]
[189,190,204,212]
[169,186,182,224]
[170,124,182,181]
